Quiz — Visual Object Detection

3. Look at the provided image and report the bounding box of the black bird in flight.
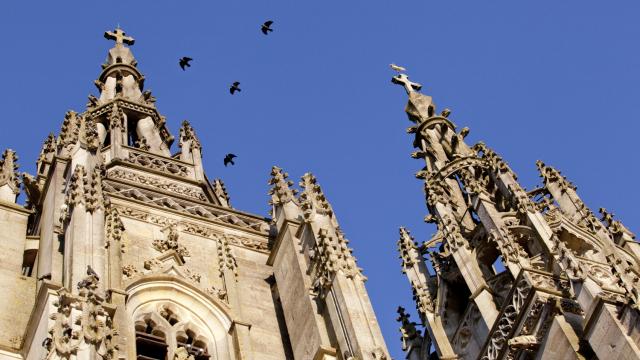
[230,81,241,94]
[179,57,193,70]
[261,20,274,35]
[224,153,237,167]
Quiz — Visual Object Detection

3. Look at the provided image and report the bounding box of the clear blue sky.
[1,1,639,358]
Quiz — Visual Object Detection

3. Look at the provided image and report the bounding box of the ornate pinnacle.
[396,306,420,351]
[213,178,231,208]
[535,160,576,192]
[58,110,81,149]
[299,173,334,221]
[398,227,420,270]
[0,149,21,195]
[104,27,134,47]
[108,103,123,130]
[179,120,202,151]
[600,207,636,241]
[268,166,298,205]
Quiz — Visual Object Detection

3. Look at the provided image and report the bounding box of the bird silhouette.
[261,20,274,35]
[390,63,406,73]
[87,265,99,280]
[179,57,193,70]
[224,154,237,167]
[230,81,241,94]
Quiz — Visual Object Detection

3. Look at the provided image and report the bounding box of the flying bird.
[261,20,274,35]
[179,57,193,70]
[87,265,99,280]
[390,63,407,73]
[224,154,237,167]
[230,81,241,94]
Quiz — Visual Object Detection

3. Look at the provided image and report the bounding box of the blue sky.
[1,1,639,358]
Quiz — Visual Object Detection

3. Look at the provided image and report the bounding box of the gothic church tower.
[392,73,640,360]
[0,29,389,360]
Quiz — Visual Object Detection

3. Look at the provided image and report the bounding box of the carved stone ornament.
[207,285,228,303]
[108,169,206,201]
[268,166,298,205]
[0,149,20,194]
[299,173,334,221]
[44,275,119,359]
[480,277,532,360]
[125,150,189,177]
[152,224,190,258]
[396,306,420,351]
[122,264,140,279]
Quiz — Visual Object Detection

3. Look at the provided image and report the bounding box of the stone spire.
[392,70,640,360]
[97,27,144,104]
[0,149,20,203]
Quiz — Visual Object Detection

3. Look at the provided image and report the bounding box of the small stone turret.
[268,167,390,360]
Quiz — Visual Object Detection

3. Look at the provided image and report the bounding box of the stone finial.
[398,227,420,270]
[268,166,298,205]
[37,133,56,167]
[0,149,21,202]
[212,178,231,208]
[299,173,334,222]
[104,27,134,47]
[82,116,100,152]
[108,103,124,130]
[179,120,202,151]
[58,110,81,150]
[396,306,420,351]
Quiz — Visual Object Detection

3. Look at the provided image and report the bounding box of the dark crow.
[261,20,274,35]
[230,81,241,94]
[87,265,99,280]
[224,154,237,167]
[179,57,193,71]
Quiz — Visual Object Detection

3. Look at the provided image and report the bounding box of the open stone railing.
[478,268,578,360]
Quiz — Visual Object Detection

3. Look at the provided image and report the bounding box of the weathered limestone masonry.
[0,29,389,360]
[392,72,640,360]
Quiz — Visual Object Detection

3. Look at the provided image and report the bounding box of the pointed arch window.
[134,303,211,360]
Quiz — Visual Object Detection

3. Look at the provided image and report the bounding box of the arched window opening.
[134,304,213,360]
[135,317,168,360]
[176,329,210,360]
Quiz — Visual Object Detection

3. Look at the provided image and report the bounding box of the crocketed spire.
[0,149,20,202]
[268,166,297,205]
[298,172,333,222]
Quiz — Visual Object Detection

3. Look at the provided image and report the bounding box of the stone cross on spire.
[392,74,422,94]
[104,27,135,47]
